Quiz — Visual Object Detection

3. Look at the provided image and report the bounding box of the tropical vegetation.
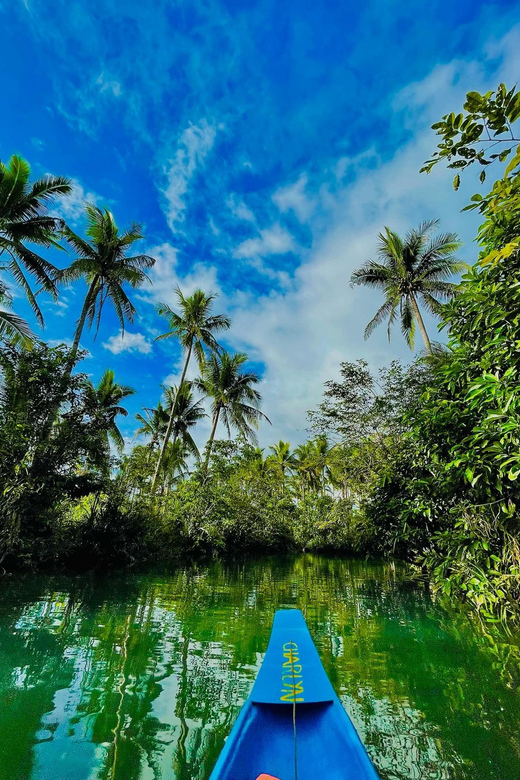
[1,82,520,625]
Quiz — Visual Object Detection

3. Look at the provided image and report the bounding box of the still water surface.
[0,556,519,780]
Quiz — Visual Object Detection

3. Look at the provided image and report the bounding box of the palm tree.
[86,368,135,452]
[267,441,297,494]
[294,440,326,498]
[311,435,332,494]
[160,439,190,493]
[350,220,464,354]
[0,280,33,345]
[195,351,270,472]
[0,154,71,336]
[60,204,155,362]
[249,447,269,476]
[135,402,169,454]
[152,287,230,489]
[163,381,206,460]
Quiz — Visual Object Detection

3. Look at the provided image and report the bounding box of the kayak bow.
[210,609,380,780]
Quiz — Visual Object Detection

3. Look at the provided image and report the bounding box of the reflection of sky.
[345,693,453,780]
[34,648,102,779]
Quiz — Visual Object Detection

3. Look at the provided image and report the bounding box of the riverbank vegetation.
[1,85,520,622]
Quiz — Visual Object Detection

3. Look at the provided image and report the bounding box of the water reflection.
[0,556,519,780]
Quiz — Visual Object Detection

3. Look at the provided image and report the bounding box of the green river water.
[0,555,519,780]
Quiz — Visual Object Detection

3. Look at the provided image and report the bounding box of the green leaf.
[453,174,461,191]
[464,91,482,111]
[479,169,486,183]
[508,93,520,123]
[504,145,520,177]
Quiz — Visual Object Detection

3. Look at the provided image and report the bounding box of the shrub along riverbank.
[1,85,520,624]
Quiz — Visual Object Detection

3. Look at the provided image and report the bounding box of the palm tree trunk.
[410,294,432,354]
[71,280,97,359]
[203,406,221,472]
[151,342,193,491]
[64,278,100,380]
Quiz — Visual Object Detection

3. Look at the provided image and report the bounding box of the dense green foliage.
[0,343,115,567]
[361,84,520,621]
[1,85,520,623]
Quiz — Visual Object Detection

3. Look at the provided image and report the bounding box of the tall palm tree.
[152,287,230,489]
[195,350,270,472]
[267,441,297,494]
[60,204,155,362]
[311,435,332,494]
[249,447,269,476]
[135,402,169,454]
[86,368,135,452]
[160,439,190,493]
[163,381,207,461]
[350,220,464,354]
[0,154,71,337]
[294,440,326,498]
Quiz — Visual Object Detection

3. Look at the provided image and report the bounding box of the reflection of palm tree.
[109,614,131,780]
[174,631,191,780]
[350,220,463,354]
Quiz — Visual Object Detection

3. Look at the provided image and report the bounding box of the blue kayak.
[210,609,380,780]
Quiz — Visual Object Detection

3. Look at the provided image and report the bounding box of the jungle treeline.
[1,85,520,623]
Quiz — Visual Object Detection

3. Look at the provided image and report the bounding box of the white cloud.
[273,173,315,222]
[233,224,296,259]
[162,120,217,231]
[47,337,93,359]
[47,338,74,348]
[135,25,520,448]
[53,298,70,317]
[143,242,223,309]
[52,177,101,225]
[96,71,122,97]
[103,330,153,355]
[221,31,520,446]
[226,194,255,222]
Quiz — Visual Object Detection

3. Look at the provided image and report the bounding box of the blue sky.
[1,0,519,448]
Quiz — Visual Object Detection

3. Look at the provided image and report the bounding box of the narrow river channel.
[0,556,519,780]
